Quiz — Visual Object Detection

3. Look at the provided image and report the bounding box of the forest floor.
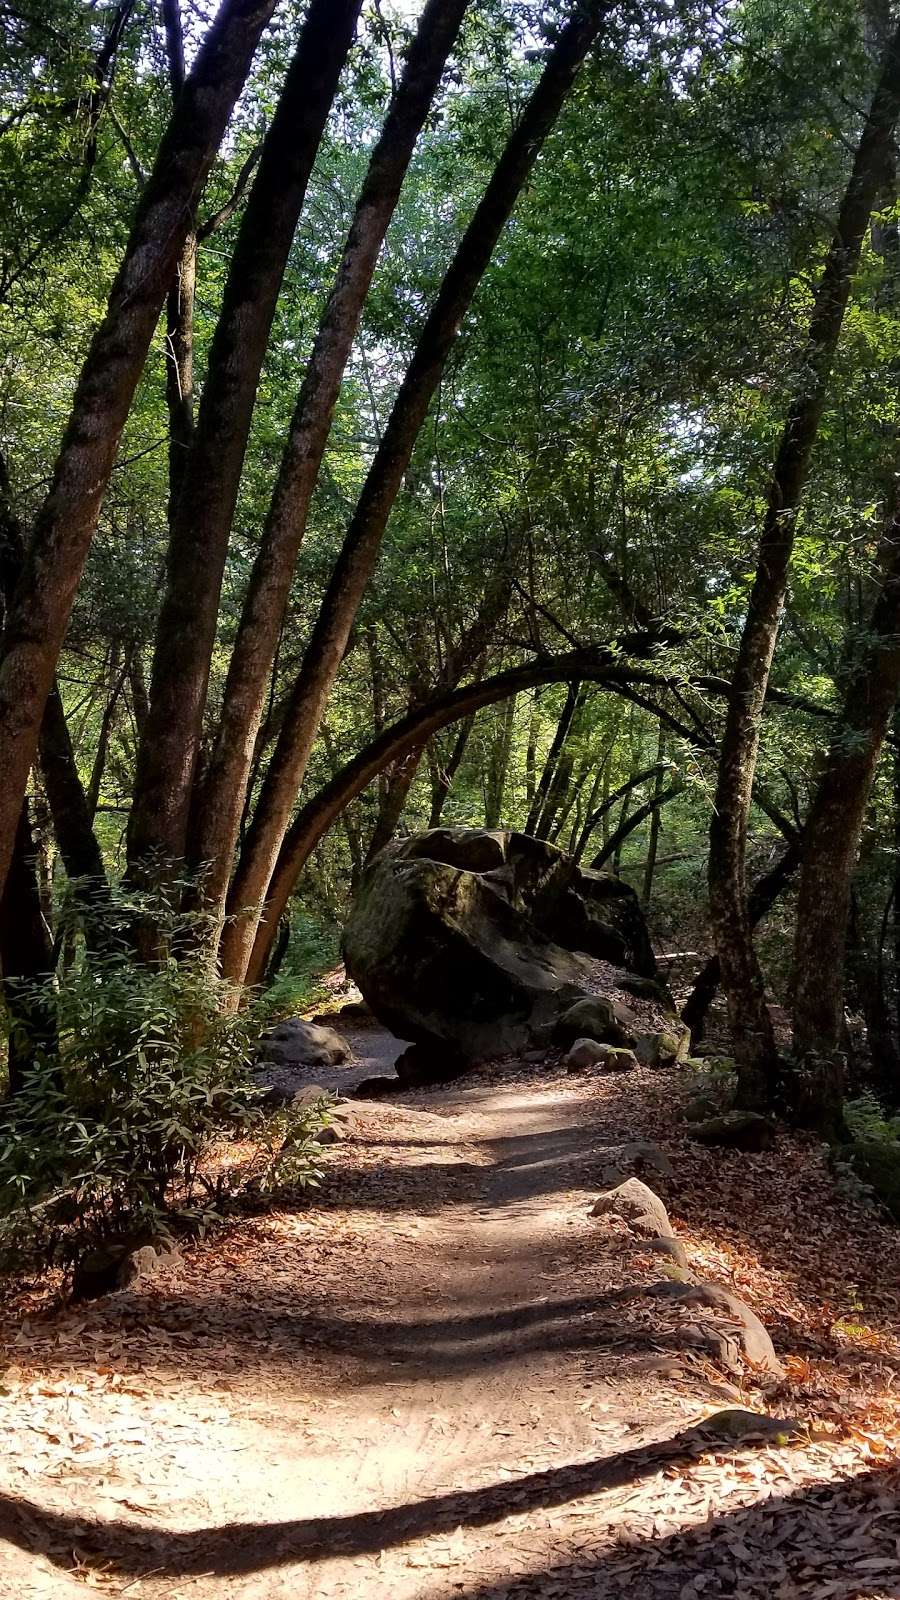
[1,1022,900,1600]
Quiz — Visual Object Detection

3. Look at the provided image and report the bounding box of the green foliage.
[0,933,328,1273]
[845,1092,900,1146]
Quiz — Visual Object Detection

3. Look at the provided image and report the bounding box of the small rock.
[314,1122,347,1145]
[641,1279,784,1376]
[601,1047,638,1073]
[689,1111,776,1152]
[290,1085,332,1108]
[598,1141,673,1186]
[700,1409,802,1443]
[565,1037,607,1073]
[617,974,675,1007]
[555,996,639,1048]
[72,1242,166,1300]
[591,1177,672,1238]
[645,1235,689,1268]
[635,1024,690,1069]
[522,1048,547,1063]
[257,1018,350,1068]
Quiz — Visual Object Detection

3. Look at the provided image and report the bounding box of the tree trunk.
[165,231,196,514]
[428,716,474,826]
[707,22,900,1107]
[126,0,363,883]
[221,6,610,985]
[484,696,516,828]
[0,453,109,917]
[0,0,279,903]
[575,762,665,862]
[525,681,581,835]
[682,841,802,1049]
[189,0,471,927]
[0,802,57,1096]
[641,735,666,907]
[792,527,900,1100]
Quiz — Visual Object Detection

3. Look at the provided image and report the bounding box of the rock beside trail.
[73,1240,178,1301]
[689,1110,776,1151]
[642,1279,785,1377]
[566,1038,639,1074]
[645,1234,690,1268]
[258,1019,350,1069]
[591,1177,672,1238]
[343,828,662,1069]
[635,1024,691,1069]
[564,1038,607,1072]
[555,996,640,1048]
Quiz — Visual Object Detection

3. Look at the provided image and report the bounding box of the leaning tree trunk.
[707,20,900,1109]
[220,4,611,985]
[0,454,109,922]
[126,0,363,883]
[428,716,474,826]
[0,0,279,904]
[189,0,472,931]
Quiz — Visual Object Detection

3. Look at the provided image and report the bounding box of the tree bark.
[792,525,900,1077]
[126,0,363,882]
[484,696,516,828]
[0,802,57,1096]
[682,841,802,1049]
[189,0,472,926]
[221,5,610,985]
[0,0,279,904]
[641,733,666,907]
[707,21,900,1107]
[428,716,474,826]
[0,453,109,914]
[525,681,581,835]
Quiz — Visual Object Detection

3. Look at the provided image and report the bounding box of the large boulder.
[343,829,660,1064]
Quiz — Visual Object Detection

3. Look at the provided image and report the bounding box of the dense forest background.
[3,0,900,1257]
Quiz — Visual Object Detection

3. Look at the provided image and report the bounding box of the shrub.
[0,917,330,1273]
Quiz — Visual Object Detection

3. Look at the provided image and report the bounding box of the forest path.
[2,1043,900,1599]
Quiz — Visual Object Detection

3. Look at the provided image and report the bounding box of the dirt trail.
[2,1042,900,1600]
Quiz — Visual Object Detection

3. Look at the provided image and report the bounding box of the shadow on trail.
[5,1424,892,1582]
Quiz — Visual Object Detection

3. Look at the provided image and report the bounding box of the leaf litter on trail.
[0,1058,898,1599]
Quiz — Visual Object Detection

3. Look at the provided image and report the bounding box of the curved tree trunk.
[221,4,612,985]
[126,0,363,882]
[707,21,900,1107]
[0,0,279,903]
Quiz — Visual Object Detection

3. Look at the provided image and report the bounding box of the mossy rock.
[850,1140,900,1221]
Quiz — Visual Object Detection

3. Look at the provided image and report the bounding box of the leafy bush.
[845,1092,900,1145]
[0,906,331,1272]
